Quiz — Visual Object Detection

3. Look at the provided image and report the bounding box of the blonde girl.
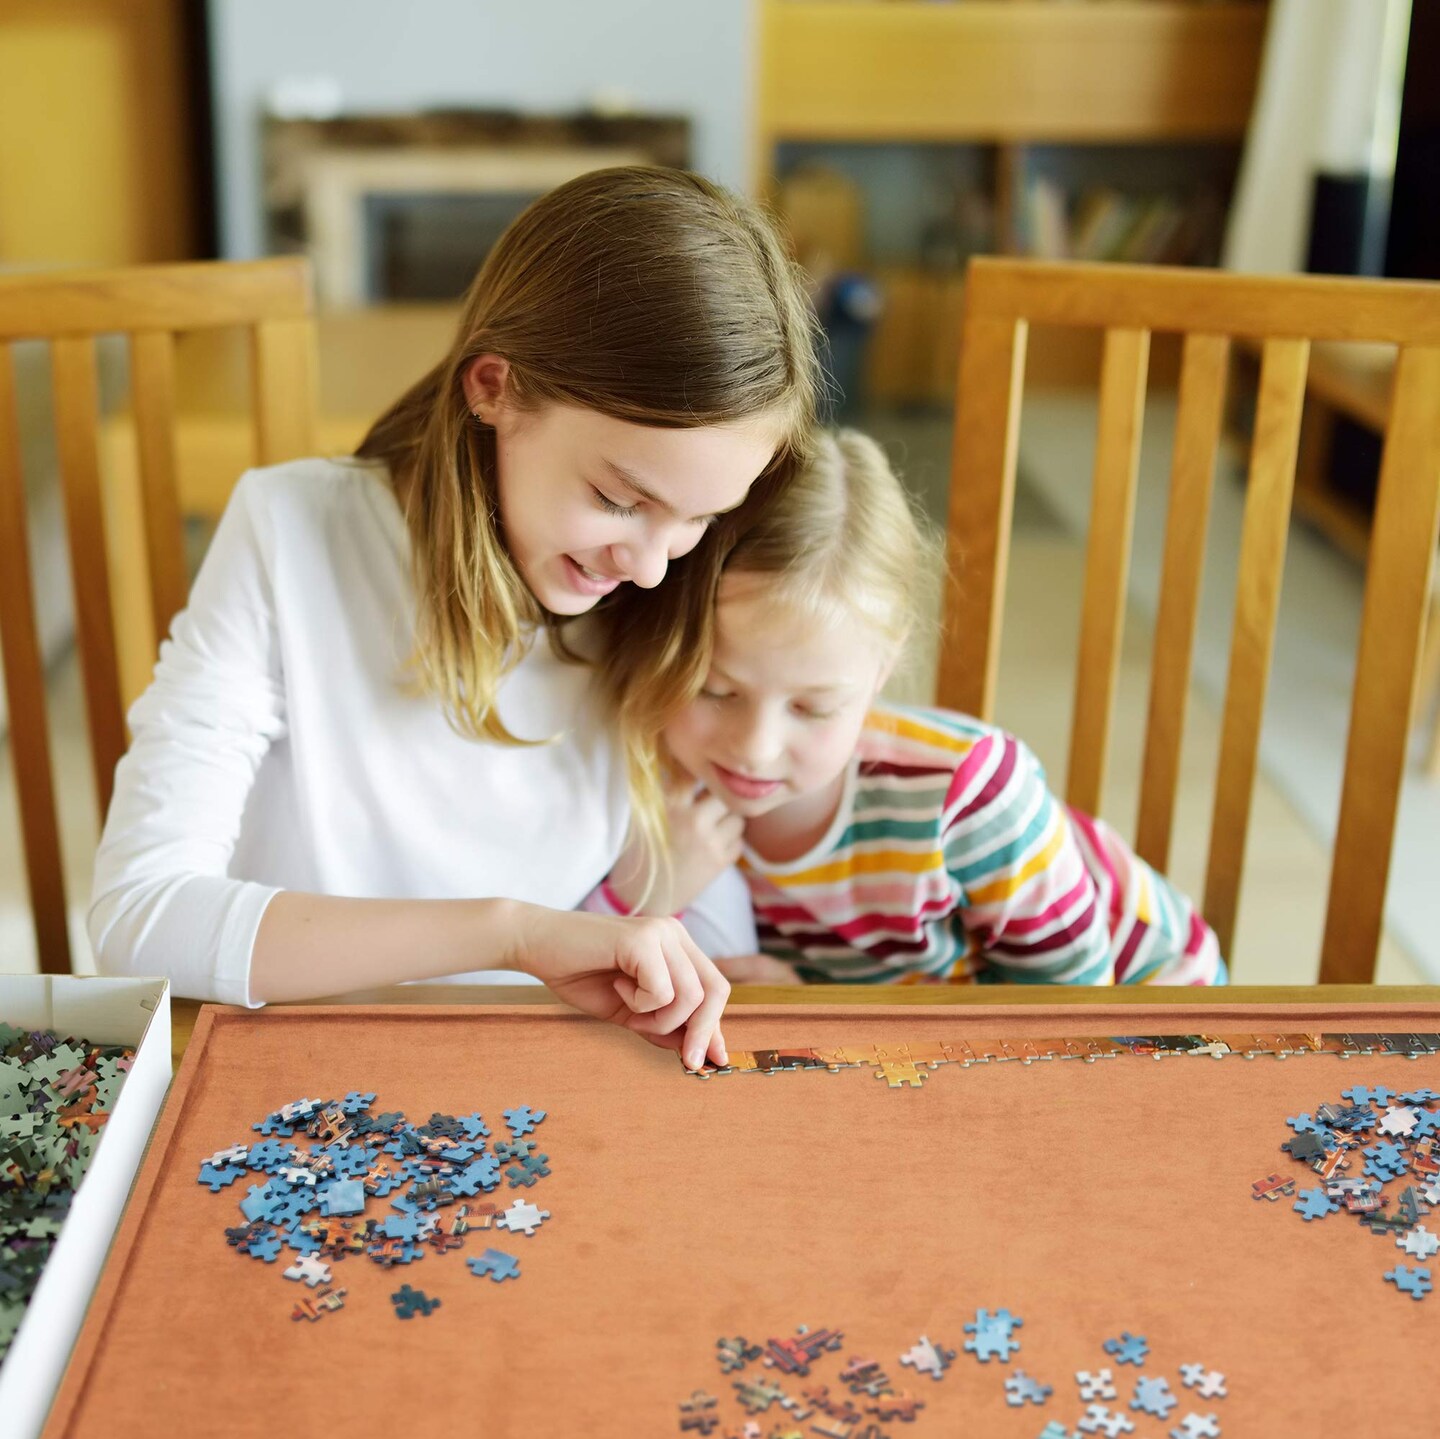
[91,167,820,1070]
[615,429,1226,988]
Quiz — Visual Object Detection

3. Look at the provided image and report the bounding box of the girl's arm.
[945,733,1117,984]
[252,891,731,1070]
[89,472,729,1067]
[948,731,1223,985]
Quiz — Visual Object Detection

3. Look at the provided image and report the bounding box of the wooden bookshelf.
[757,0,1269,395]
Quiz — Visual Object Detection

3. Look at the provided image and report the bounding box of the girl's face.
[468,357,782,616]
[663,574,894,822]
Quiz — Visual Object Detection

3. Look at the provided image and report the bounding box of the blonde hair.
[719,428,941,653]
[355,166,820,868]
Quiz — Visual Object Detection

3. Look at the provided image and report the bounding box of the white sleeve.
[88,473,286,1007]
[680,866,758,958]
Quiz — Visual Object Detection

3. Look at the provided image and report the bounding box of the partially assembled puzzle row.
[682,1317,1227,1438]
[687,1033,1440,1089]
[197,1093,551,1320]
[1,1023,135,1361]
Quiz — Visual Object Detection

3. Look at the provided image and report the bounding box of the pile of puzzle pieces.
[1,1023,134,1361]
[680,1319,1226,1438]
[1260,1084,1440,1301]
[688,1033,1440,1090]
[199,1094,551,1320]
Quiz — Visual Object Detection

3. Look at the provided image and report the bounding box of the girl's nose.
[615,540,669,590]
[731,710,784,767]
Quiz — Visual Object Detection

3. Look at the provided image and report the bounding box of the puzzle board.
[42,1001,1440,1436]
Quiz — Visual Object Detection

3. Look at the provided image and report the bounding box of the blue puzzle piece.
[467,1247,520,1282]
[390,1283,440,1318]
[339,1090,378,1115]
[1384,1264,1432,1300]
[964,1309,1023,1362]
[503,1106,546,1138]
[506,1153,550,1188]
[458,1113,490,1141]
[318,1179,366,1216]
[245,1138,296,1172]
[197,1162,247,1193]
[1410,1109,1440,1140]
[245,1231,283,1263]
[1004,1371,1052,1406]
[378,1213,420,1240]
[1293,1188,1340,1221]
[1130,1376,1177,1419]
[1102,1333,1149,1367]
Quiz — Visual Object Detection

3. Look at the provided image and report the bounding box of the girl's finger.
[674,933,730,1071]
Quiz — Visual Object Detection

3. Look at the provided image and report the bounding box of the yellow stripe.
[966,818,1065,906]
[869,708,975,754]
[776,848,944,887]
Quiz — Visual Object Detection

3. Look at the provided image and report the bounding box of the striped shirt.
[740,704,1226,986]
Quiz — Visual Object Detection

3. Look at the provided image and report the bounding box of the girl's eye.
[592,487,639,517]
[794,706,834,722]
[699,688,733,702]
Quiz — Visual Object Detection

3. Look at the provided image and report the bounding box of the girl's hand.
[714,952,804,985]
[509,904,730,1071]
[607,777,744,917]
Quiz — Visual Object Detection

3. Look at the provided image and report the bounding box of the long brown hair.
[356,165,821,863]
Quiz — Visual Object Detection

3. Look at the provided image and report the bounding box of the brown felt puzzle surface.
[44,1002,1440,1435]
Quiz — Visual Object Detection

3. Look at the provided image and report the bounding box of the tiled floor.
[0,394,1430,984]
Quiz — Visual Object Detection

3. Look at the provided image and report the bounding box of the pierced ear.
[462,354,511,422]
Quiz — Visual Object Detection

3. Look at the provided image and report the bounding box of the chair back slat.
[0,345,72,973]
[937,312,1028,719]
[51,335,127,818]
[1202,337,1310,955]
[944,258,1440,981]
[252,317,317,465]
[130,330,188,649]
[1321,344,1440,981]
[1066,327,1150,815]
[0,258,315,974]
[1136,333,1230,871]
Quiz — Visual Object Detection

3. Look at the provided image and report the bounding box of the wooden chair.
[938,257,1440,984]
[0,258,316,974]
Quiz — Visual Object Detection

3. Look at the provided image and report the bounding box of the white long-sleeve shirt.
[89,458,755,1005]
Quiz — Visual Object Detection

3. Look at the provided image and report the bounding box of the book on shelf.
[1020,179,1225,266]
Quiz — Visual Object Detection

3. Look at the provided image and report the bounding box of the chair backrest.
[0,258,316,973]
[939,257,1440,984]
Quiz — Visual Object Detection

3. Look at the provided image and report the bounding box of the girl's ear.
[463,354,511,422]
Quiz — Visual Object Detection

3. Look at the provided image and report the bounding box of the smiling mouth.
[713,764,783,798]
[563,555,622,593]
